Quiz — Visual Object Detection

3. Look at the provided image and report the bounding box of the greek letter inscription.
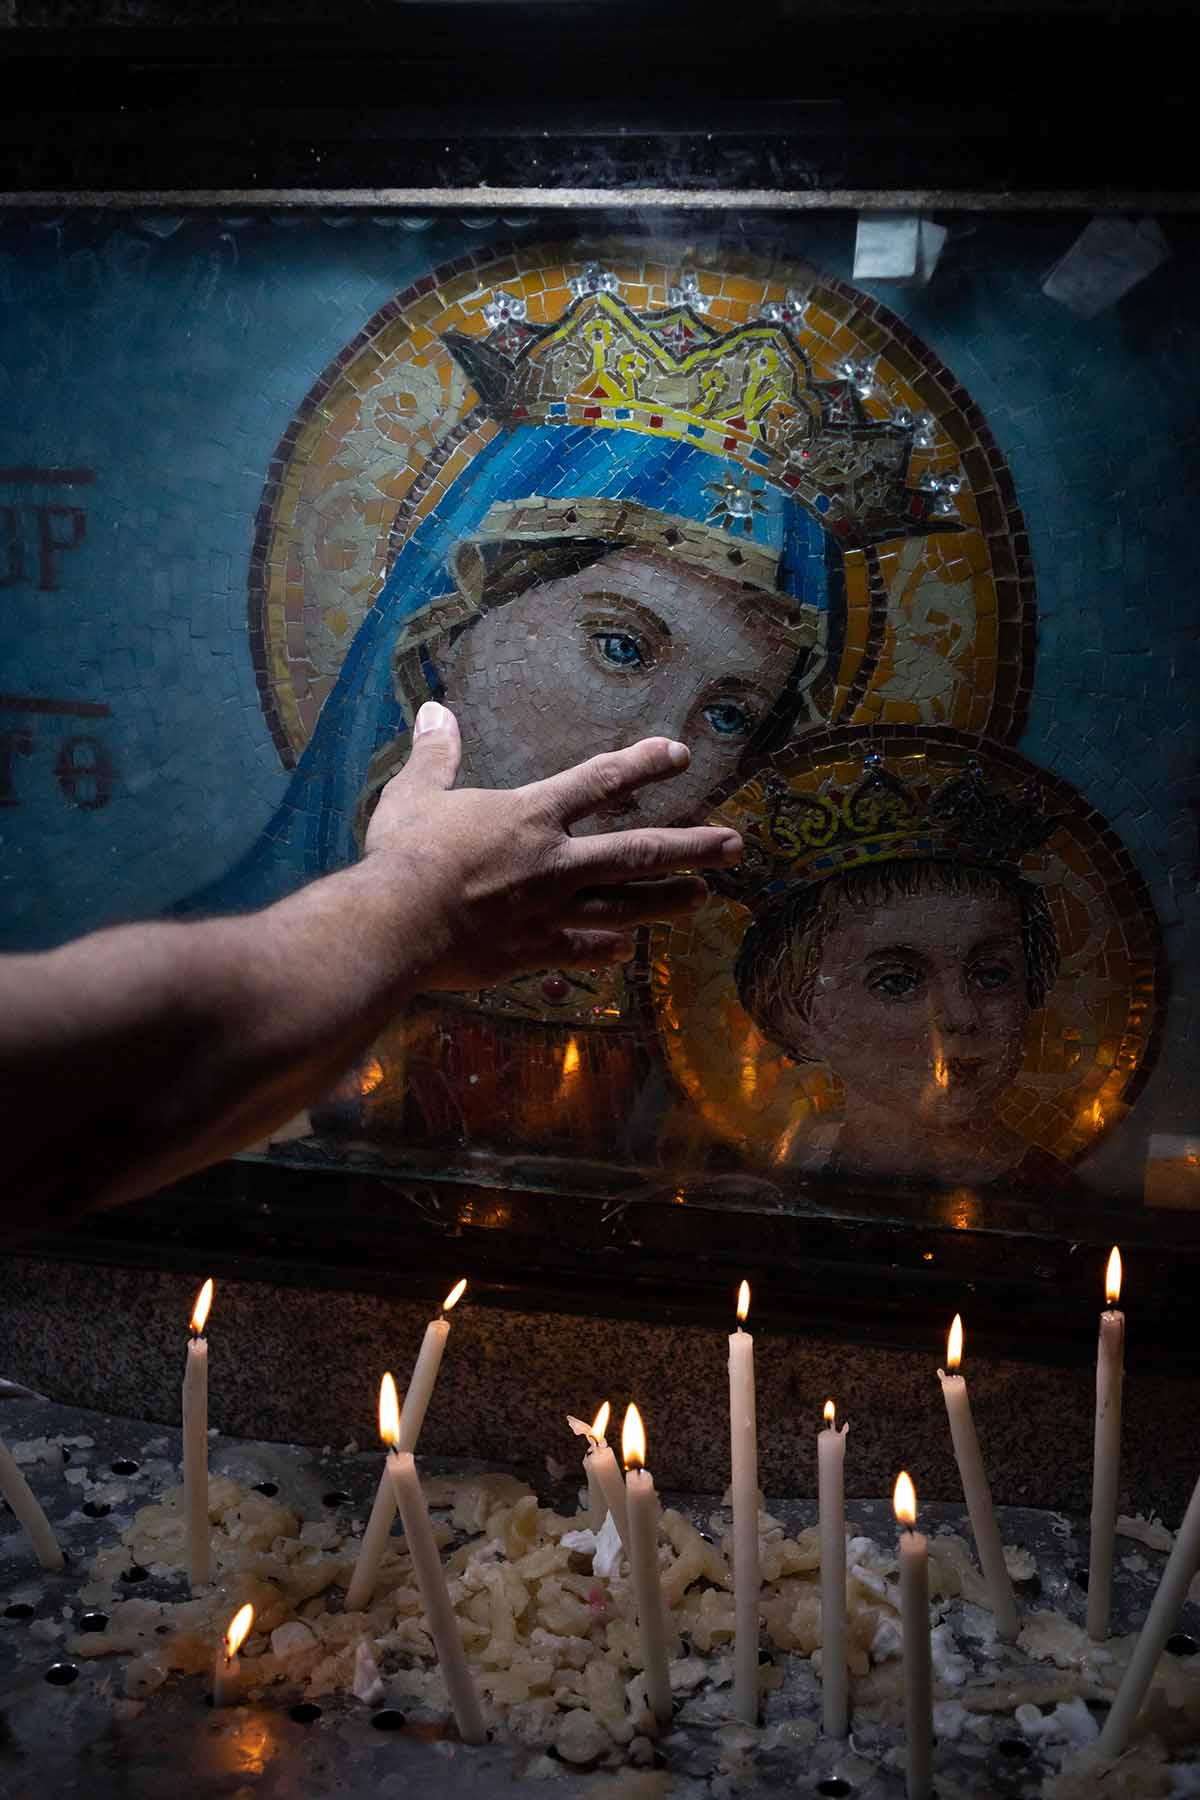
[0,697,115,811]
[54,734,114,811]
[0,469,95,590]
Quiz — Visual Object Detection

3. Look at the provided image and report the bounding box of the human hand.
[363,701,743,990]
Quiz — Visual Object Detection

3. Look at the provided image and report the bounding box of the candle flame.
[947,1313,963,1371]
[736,1280,750,1323]
[590,1400,611,1442]
[824,1399,836,1426]
[358,1056,384,1096]
[378,1371,401,1450]
[562,1035,581,1076]
[622,1402,646,1471]
[190,1277,213,1336]
[442,1278,467,1314]
[1106,1246,1122,1306]
[224,1603,254,1659]
[933,1053,949,1091]
[894,1471,917,1528]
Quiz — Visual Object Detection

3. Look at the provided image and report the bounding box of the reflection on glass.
[938,1188,983,1233]
[1145,1136,1200,1211]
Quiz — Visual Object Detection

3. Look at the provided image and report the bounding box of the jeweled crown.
[713,755,1063,907]
[443,279,957,548]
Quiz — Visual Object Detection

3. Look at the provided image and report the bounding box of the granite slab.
[3,1255,1200,1518]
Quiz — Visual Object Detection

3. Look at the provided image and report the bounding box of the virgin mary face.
[437,547,802,829]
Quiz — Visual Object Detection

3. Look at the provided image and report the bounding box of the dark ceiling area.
[0,1,1191,201]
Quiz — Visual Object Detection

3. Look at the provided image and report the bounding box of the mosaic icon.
[233,242,1044,1168]
[649,727,1163,1188]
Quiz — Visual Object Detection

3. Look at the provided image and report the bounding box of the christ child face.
[800,886,1029,1126]
[437,547,800,829]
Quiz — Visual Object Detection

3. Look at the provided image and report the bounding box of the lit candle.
[1088,1247,1124,1641]
[729,1279,760,1724]
[183,1277,213,1591]
[588,1408,630,1553]
[381,1372,487,1745]
[584,1401,611,1528]
[345,1278,465,1611]
[567,1402,628,1540]
[622,1403,672,1724]
[345,1373,408,1614]
[895,1472,933,1800]
[0,1432,64,1571]
[937,1314,1018,1642]
[818,1399,849,1736]
[400,1278,467,1452]
[213,1602,254,1707]
[1098,1465,1200,1759]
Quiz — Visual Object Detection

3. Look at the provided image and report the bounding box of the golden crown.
[443,282,958,549]
[712,753,1063,909]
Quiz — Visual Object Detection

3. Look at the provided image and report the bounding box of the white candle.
[1098,1464,1200,1758]
[895,1472,933,1800]
[1088,1247,1124,1641]
[400,1278,466,1453]
[345,1374,407,1614]
[183,1277,213,1591]
[345,1279,465,1611]
[380,1375,486,1745]
[0,1432,64,1570]
[585,1453,607,1531]
[818,1399,849,1736]
[579,1405,611,1528]
[585,1437,630,1552]
[622,1403,672,1725]
[567,1403,628,1540]
[729,1280,760,1725]
[212,1602,254,1707]
[938,1314,1018,1642]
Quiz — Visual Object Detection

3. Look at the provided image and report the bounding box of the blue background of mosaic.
[1,213,1196,1194]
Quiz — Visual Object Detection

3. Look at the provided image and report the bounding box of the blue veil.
[179,423,836,918]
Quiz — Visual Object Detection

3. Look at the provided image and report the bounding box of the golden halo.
[647,726,1163,1171]
[249,238,1037,767]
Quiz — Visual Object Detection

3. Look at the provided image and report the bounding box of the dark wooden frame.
[1,2,1197,204]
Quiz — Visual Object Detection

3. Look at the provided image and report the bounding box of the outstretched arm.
[0,704,741,1223]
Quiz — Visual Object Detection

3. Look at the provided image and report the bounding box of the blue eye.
[592,631,649,670]
[703,700,753,738]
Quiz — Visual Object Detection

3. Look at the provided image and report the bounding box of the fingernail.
[667,741,690,769]
[414,700,448,737]
[720,832,743,863]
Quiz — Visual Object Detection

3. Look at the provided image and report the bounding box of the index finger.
[530,738,694,827]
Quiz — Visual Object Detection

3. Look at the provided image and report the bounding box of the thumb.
[402,700,462,792]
